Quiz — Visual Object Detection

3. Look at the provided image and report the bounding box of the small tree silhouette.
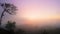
[5,21,16,34]
[5,21,16,30]
[0,3,17,25]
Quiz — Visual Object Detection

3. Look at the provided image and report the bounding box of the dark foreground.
[0,27,60,34]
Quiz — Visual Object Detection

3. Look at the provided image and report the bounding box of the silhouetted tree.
[5,21,16,34]
[0,3,17,25]
[5,21,16,30]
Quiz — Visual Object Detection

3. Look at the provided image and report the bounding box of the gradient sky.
[0,0,60,28]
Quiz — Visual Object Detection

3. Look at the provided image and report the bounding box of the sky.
[0,0,60,29]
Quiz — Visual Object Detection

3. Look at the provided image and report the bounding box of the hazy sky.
[0,0,60,28]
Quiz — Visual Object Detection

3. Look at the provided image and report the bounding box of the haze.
[0,0,60,29]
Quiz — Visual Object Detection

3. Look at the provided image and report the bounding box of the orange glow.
[16,2,60,27]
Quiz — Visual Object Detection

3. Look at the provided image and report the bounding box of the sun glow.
[16,1,60,22]
[18,7,59,21]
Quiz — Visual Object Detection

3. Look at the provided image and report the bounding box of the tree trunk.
[0,11,5,25]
